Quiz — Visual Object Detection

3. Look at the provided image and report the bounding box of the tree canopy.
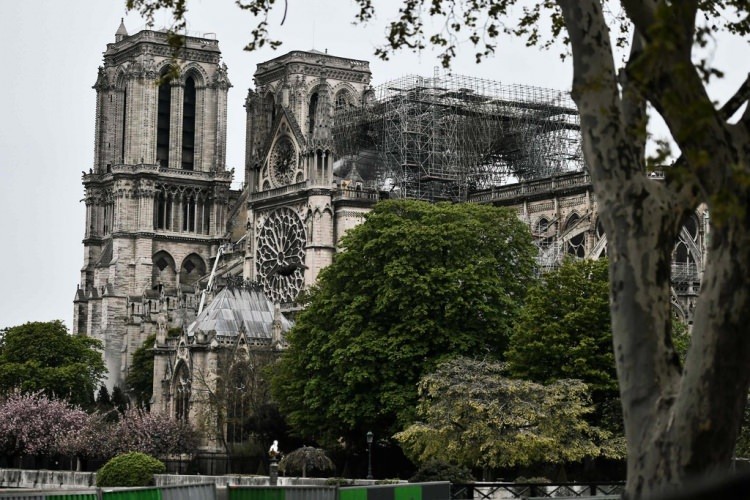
[507,258,622,438]
[272,200,535,445]
[0,321,106,407]
[395,357,618,470]
[125,334,156,410]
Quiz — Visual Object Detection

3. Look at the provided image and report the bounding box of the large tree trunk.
[557,1,750,498]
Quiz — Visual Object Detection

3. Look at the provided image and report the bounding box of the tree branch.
[620,0,658,39]
[721,73,750,120]
[619,33,648,163]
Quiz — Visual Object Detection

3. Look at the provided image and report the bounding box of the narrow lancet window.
[156,74,171,167]
[120,87,127,163]
[308,93,319,134]
[182,77,196,170]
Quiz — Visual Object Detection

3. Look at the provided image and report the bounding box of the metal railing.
[450,482,625,499]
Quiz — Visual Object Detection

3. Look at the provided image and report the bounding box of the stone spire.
[115,18,128,42]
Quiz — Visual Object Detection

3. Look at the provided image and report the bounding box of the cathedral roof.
[187,284,292,339]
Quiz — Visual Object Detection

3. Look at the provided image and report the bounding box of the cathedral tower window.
[180,254,206,288]
[120,87,127,163]
[156,72,171,167]
[202,199,211,235]
[308,92,319,134]
[265,93,275,134]
[183,194,196,232]
[152,250,177,289]
[335,89,352,111]
[154,189,173,230]
[182,76,196,170]
[564,213,586,258]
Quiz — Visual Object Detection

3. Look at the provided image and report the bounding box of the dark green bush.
[409,459,474,483]
[96,451,166,487]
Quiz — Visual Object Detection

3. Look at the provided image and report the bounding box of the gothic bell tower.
[74,20,233,389]
[242,50,373,309]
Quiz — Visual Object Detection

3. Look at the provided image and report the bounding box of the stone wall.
[0,469,378,490]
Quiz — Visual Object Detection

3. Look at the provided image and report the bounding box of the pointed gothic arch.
[564,212,586,258]
[152,250,177,290]
[180,253,206,289]
[172,360,191,421]
[180,63,209,87]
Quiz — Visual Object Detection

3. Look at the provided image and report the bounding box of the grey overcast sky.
[0,1,745,330]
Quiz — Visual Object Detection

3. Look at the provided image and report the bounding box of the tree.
[0,321,106,407]
[111,386,129,413]
[394,357,617,470]
[58,411,118,466]
[128,1,750,495]
[278,446,335,478]
[506,258,623,440]
[114,407,198,458]
[272,200,535,446]
[0,391,89,460]
[125,334,156,410]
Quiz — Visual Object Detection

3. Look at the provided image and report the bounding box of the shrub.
[409,459,474,483]
[96,451,165,487]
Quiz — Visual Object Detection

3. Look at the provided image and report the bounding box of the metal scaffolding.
[333,71,583,201]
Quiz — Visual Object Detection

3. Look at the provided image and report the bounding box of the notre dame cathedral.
[75,22,706,430]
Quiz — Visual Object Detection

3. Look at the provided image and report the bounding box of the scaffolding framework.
[333,71,583,201]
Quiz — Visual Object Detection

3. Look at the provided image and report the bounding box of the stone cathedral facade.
[76,23,706,430]
[74,23,233,391]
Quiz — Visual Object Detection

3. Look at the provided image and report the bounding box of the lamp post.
[366,431,374,479]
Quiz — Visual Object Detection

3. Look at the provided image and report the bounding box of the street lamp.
[366,431,374,479]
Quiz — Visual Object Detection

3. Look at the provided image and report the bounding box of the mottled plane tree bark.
[126,1,750,497]
[555,2,750,497]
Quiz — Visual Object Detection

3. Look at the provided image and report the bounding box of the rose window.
[256,207,306,303]
[270,136,297,187]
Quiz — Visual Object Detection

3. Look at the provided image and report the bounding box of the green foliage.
[395,357,619,470]
[272,200,535,445]
[508,259,614,393]
[96,385,111,405]
[671,316,691,364]
[506,258,624,445]
[0,321,106,407]
[96,451,165,487]
[111,386,129,413]
[126,334,156,409]
[279,446,335,478]
[409,459,474,483]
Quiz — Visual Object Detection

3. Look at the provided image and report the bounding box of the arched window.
[182,76,196,170]
[174,362,191,421]
[226,360,250,444]
[182,194,196,232]
[335,89,352,111]
[153,189,173,230]
[152,251,177,290]
[156,71,171,167]
[308,92,319,134]
[180,253,206,288]
[565,213,586,258]
[536,217,550,234]
[684,214,699,240]
[265,93,276,132]
[120,85,127,163]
